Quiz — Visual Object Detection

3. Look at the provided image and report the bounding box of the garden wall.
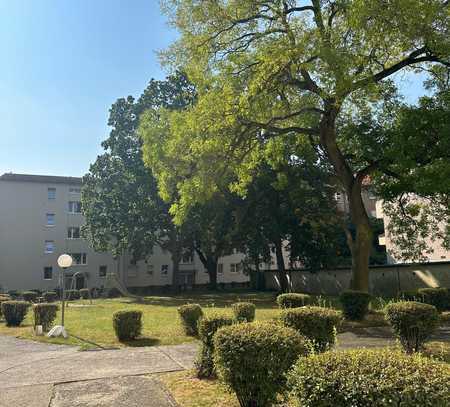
[262,261,450,297]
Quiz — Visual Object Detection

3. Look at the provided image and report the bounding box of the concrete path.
[0,336,196,407]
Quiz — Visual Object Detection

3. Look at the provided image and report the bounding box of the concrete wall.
[263,261,450,297]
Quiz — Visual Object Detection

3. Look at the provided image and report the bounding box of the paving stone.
[0,384,53,407]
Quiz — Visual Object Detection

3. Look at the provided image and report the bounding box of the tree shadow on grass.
[120,336,161,347]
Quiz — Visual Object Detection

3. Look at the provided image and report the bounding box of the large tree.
[144,0,450,291]
[82,72,195,289]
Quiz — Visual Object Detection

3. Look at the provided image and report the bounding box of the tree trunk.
[171,251,181,293]
[275,239,289,293]
[319,103,372,292]
[206,258,218,290]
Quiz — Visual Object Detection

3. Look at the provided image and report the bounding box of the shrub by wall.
[196,314,234,378]
[384,301,439,353]
[288,348,450,407]
[43,291,58,303]
[1,301,30,326]
[231,302,256,322]
[112,310,143,341]
[177,304,203,336]
[79,288,90,300]
[214,322,309,407]
[339,290,371,320]
[280,306,342,352]
[33,303,58,331]
[0,296,11,318]
[276,293,311,309]
[65,289,80,300]
[418,287,450,312]
[22,291,38,303]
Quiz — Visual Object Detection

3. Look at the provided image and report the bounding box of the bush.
[399,289,422,302]
[276,293,311,309]
[79,288,90,300]
[339,290,371,320]
[0,296,11,318]
[214,322,309,407]
[65,289,80,300]
[1,301,30,326]
[280,306,342,352]
[22,291,38,303]
[33,303,58,331]
[231,302,256,322]
[418,287,450,312]
[384,301,439,353]
[196,314,234,378]
[112,310,142,341]
[7,290,20,299]
[288,348,450,407]
[177,304,203,336]
[43,291,58,302]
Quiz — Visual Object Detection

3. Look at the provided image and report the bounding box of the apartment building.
[0,173,249,291]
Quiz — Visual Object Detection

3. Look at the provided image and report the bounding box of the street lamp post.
[47,254,73,338]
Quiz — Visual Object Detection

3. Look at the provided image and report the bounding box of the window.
[43,266,53,280]
[147,264,154,275]
[181,251,194,264]
[218,263,224,274]
[161,264,169,275]
[230,263,242,273]
[69,187,81,194]
[67,226,80,239]
[45,240,54,254]
[46,213,55,226]
[69,253,87,265]
[68,201,82,214]
[99,265,107,278]
[48,187,56,200]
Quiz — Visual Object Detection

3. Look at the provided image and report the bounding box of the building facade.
[0,173,249,291]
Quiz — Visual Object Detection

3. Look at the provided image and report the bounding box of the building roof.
[0,173,82,185]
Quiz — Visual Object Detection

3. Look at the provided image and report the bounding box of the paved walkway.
[0,336,196,407]
[1,325,448,407]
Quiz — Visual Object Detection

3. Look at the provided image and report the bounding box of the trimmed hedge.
[22,291,38,303]
[214,322,309,407]
[112,310,142,341]
[231,302,256,322]
[339,290,371,320]
[276,293,311,309]
[79,288,90,300]
[43,291,58,303]
[288,348,450,407]
[384,301,439,353]
[1,301,30,326]
[418,287,450,312]
[196,314,234,378]
[0,296,11,318]
[280,306,342,352]
[33,303,58,331]
[177,304,203,336]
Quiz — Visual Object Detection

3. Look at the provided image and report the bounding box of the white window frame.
[46,213,55,226]
[147,264,154,275]
[218,263,224,274]
[69,187,81,194]
[67,226,81,239]
[48,187,56,200]
[44,240,55,254]
[161,264,169,275]
[43,266,53,280]
[68,201,82,214]
[69,253,87,265]
[99,265,107,278]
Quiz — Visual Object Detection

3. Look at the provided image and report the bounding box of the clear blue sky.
[0,1,427,177]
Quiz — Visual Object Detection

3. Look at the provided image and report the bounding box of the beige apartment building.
[0,173,249,292]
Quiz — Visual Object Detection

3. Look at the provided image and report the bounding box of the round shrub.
[43,291,58,303]
[276,293,311,309]
[112,310,143,341]
[384,301,439,353]
[1,301,30,326]
[339,290,371,320]
[288,348,450,407]
[177,303,203,336]
[65,289,80,300]
[33,303,58,331]
[280,306,342,352]
[231,302,256,322]
[79,288,90,300]
[22,291,38,303]
[214,322,309,407]
[418,287,450,312]
[196,314,234,378]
